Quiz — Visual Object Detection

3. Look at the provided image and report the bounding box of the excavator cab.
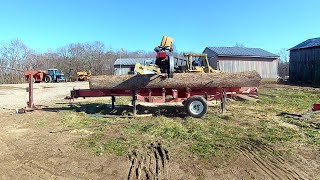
[154,36,175,77]
[134,36,219,77]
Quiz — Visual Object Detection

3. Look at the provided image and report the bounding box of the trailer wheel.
[185,96,208,118]
[45,75,52,83]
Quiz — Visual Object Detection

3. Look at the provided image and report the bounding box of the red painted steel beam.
[28,74,33,108]
[313,104,320,111]
[72,87,253,103]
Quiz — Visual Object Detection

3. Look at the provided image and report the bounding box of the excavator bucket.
[160,36,174,49]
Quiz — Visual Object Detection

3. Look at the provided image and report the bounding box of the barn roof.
[289,37,320,50]
[114,58,155,66]
[206,47,279,58]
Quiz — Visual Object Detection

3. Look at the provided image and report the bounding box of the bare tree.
[234,43,245,48]
[0,39,32,83]
[278,48,289,78]
[0,39,159,84]
[278,48,289,63]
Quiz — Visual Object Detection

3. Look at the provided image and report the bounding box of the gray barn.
[114,58,155,75]
[203,47,279,78]
[289,38,320,84]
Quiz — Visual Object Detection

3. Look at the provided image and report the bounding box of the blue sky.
[0,0,319,54]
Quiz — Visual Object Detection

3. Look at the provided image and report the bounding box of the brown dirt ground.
[0,82,319,179]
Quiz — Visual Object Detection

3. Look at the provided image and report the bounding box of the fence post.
[28,74,33,108]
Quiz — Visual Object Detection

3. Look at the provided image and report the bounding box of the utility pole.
[120,51,122,75]
[119,48,124,75]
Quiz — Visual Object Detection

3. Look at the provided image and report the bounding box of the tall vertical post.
[132,91,137,116]
[119,49,122,75]
[111,96,115,110]
[28,74,34,108]
[221,89,226,114]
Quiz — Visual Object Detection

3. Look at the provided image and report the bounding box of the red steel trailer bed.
[71,87,258,118]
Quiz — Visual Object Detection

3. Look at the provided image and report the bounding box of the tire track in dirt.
[234,140,310,180]
[127,142,169,180]
[244,140,310,179]
[19,160,60,179]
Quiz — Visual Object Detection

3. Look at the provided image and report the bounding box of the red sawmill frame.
[71,87,258,117]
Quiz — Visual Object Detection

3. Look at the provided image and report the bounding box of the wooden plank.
[235,94,259,102]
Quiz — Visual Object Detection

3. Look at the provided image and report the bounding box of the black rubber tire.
[44,75,52,83]
[185,96,208,118]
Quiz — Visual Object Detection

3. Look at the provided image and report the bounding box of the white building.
[114,58,155,75]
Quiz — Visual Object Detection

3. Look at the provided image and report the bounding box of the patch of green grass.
[151,121,189,139]
[102,139,129,156]
[124,117,212,142]
[209,122,242,142]
[283,118,310,128]
[61,111,93,128]
[124,123,155,134]
[305,129,320,145]
[189,142,219,158]
[61,111,121,128]
[263,126,299,143]
[79,137,130,156]
[183,119,208,141]
[258,119,300,143]
[258,88,317,113]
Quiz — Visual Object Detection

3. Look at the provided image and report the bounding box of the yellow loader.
[77,71,91,81]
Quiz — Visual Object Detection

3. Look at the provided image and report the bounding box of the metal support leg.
[28,75,33,108]
[111,96,115,110]
[132,91,137,116]
[221,90,226,114]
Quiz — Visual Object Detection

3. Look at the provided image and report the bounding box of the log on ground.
[89,71,261,90]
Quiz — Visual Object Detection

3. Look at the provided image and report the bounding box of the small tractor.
[25,69,65,83]
[77,71,91,81]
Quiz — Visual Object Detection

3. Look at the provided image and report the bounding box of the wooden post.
[132,91,137,116]
[111,96,115,109]
[221,89,226,113]
[28,74,34,108]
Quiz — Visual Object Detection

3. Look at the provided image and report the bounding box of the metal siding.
[114,67,131,75]
[114,58,155,66]
[289,47,320,83]
[204,48,218,69]
[218,60,278,78]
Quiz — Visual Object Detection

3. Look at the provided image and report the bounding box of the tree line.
[0,39,289,84]
[0,39,155,84]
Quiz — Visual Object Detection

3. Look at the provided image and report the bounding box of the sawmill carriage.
[70,36,260,118]
[71,86,258,118]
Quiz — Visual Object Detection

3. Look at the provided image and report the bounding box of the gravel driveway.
[0,82,89,110]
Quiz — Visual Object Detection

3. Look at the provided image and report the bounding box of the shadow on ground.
[42,102,187,118]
